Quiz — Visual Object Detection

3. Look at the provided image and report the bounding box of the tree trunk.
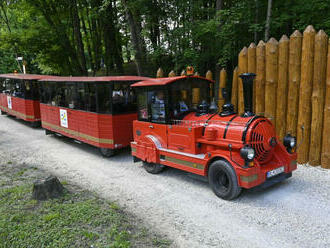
[122,0,146,76]
[71,0,88,75]
[265,0,272,41]
[216,0,223,11]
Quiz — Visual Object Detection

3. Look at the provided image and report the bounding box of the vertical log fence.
[156,24,329,168]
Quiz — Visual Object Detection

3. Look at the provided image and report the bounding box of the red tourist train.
[131,73,297,199]
[0,71,297,199]
[0,74,51,127]
[38,76,149,156]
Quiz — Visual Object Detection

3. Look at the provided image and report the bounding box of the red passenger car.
[0,74,49,127]
[39,76,149,157]
[131,73,297,199]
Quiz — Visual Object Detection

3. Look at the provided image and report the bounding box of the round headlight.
[290,139,296,148]
[247,149,255,160]
[240,146,255,161]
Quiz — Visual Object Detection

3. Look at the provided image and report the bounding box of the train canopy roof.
[39,76,150,82]
[131,76,214,87]
[0,73,54,80]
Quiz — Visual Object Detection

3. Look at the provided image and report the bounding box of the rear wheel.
[208,160,241,200]
[45,129,54,135]
[99,148,115,157]
[143,161,164,174]
[0,110,6,115]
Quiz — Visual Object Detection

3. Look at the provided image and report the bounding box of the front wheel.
[99,148,115,157]
[143,161,165,174]
[0,110,6,115]
[208,160,241,200]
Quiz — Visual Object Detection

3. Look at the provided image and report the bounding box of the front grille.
[249,120,275,164]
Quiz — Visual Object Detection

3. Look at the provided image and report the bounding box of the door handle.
[149,125,154,129]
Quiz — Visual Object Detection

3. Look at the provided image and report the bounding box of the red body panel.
[132,112,297,189]
[0,93,41,122]
[40,103,136,149]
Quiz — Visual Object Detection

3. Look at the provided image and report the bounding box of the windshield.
[169,78,211,119]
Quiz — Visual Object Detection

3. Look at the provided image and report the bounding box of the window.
[111,81,137,114]
[75,82,86,110]
[137,87,167,123]
[137,92,148,121]
[0,79,5,92]
[23,80,39,100]
[10,79,24,98]
[85,83,96,112]
[150,90,166,123]
[97,83,111,113]
[168,78,210,119]
[66,83,77,109]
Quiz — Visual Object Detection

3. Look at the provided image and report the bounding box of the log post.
[218,69,227,109]
[286,30,303,137]
[309,30,328,166]
[297,25,316,164]
[156,68,164,78]
[206,70,213,99]
[238,47,248,115]
[265,38,279,124]
[276,35,289,140]
[231,67,239,112]
[248,43,256,111]
[255,40,266,115]
[168,70,176,77]
[321,38,330,169]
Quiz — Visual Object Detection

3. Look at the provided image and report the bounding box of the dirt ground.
[1,115,330,248]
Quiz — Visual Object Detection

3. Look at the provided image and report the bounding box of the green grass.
[0,163,171,248]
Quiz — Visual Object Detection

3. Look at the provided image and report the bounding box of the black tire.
[99,148,115,157]
[30,121,40,128]
[0,110,6,115]
[143,161,164,174]
[208,160,242,200]
[45,129,54,135]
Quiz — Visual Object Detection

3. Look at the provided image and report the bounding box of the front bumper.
[254,172,292,190]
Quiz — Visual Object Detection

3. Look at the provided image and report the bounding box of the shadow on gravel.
[46,133,132,159]
[2,115,37,129]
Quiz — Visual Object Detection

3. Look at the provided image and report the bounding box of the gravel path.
[1,115,330,248]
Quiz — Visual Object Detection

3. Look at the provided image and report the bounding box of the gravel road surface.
[1,115,330,248]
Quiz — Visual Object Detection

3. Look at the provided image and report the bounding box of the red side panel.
[40,104,136,149]
[0,93,40,122]
[111,113,137,149]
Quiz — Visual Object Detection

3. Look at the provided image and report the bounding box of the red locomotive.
[131,73,297,199]
[38,76,148,157]
[0,74,50,127]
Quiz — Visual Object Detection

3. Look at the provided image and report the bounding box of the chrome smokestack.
[239,73,256,117]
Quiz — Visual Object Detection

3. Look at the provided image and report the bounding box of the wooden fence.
[156,25,330,168]
[231,25,330,168]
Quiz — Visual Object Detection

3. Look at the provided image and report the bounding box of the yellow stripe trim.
[163,156,204,170]
[0,106,36,120]
[42,121,114,144]
[240,174,258,183]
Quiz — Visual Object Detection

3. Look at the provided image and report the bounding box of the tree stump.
[32,176,64,200]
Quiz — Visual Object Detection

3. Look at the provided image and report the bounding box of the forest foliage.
[0,0,329,76]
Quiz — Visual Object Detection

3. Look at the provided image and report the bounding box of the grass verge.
[0,162,171,248]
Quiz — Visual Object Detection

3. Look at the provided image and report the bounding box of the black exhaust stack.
[220,88,235,117]
[239,73,256,117]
